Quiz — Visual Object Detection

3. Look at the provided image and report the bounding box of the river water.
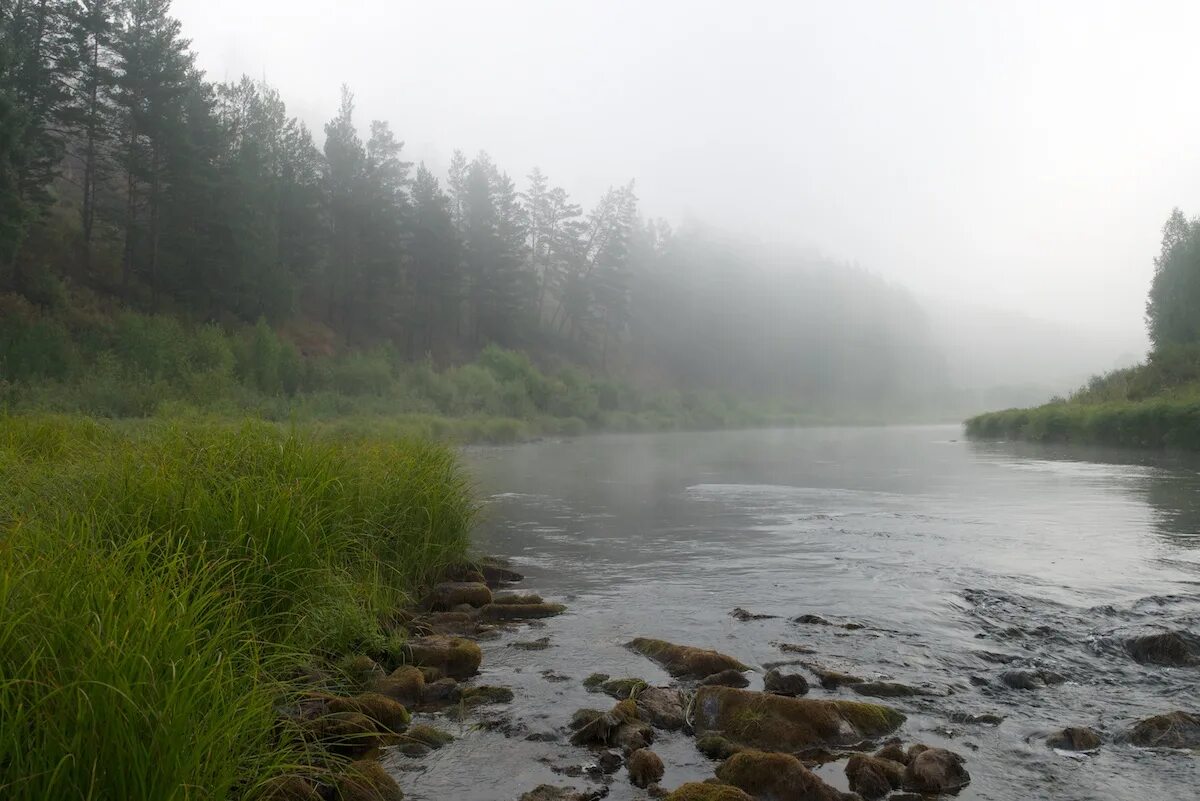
[390,425,1200,801]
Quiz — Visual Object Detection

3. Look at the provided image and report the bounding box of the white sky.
[173,0,1200,348]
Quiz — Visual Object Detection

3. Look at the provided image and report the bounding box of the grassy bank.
[0,414,475,799]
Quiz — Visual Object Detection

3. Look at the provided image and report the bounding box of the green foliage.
[0,415,476,799]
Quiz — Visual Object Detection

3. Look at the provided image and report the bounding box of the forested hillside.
[1,1,953,428]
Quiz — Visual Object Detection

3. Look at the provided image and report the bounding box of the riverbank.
[965,397,1200,449]
[0,414,478,799]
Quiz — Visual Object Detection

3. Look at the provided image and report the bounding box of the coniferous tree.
[409,162,461,356]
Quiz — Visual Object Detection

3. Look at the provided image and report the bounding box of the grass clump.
[0,414,475,800]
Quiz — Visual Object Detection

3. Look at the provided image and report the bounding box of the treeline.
[0,0,646,362]
[966,207,1200,448]
[2,1,957,423]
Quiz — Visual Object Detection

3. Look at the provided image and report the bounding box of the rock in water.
[692,686,905,751]
[844,754,906,799]
[636,687,687,730]
[664,785,754,801]
[903,747,971,793]
[325,693,411,733]
[405,635,482,680]
[426,581,492,610]
[628,748,666,788]
[717,750,859,801]
[1126,711,1200,748]
[763,668,810,697]
[1124,630,1200,667]
[1046,726,1102,751]
[701,668,750,688]
[518,786,603,801]
[627,637,749,680]
[999,668,1064,690]
[730,607,778,621]
[851,681,927,698]
[803,663,865,690]
[480,602,566,621]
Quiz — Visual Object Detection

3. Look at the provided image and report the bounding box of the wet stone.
[700,668,750,688]
[1046,726,1102,751]
[730,607,778,621]
[999,668,1065,690]
[845,753,906,800]
[903,746,971,794]
[510,636,552,651]
[627,637,749,680]
[851,681,928,699]
[764,668,810,697]
[1124,630,1200,667]
[1126,711,1200,748]
[628,748,666,788]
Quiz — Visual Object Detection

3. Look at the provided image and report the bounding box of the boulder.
[701,668,750,688]
[716,750,858,801]
[335,760,404,801]
[764,668,810,697]
[480,602,566,621]
[405,635,482,680]
[695,733,744,760]
[627,638,749,680]
[1124,631,1200,667]
[999,668,1064,690]
[1046,726,1102,751]
[664,784,754,801]
[874,740,908,764]
[326,693,411,733]
[903,747,971,794]
[628,748,666,788]
[421,677,458,704]
[258,775,322,801]
[371,666,425,705]
[493,592,545,605]
[804,663,865,690]
[1126,711,1200,748]
[304,711,380,758]
[845,753,906,800]
[426,581,492,610]
[693,686,905,751]
[636,687,687,731]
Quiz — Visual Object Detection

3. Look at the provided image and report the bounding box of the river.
[389,425,1200,801]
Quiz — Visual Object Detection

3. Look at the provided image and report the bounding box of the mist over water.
[406,428,1200,801]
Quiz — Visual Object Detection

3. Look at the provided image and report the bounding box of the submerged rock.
[664,784,754,801]
[772,641,817,655]
[794,614,865,630]
[948,711,1004,726]
[597,677,649,699]
[999,668,1064,690]
[627,637,749,680]
[510,636,552,651]
[404,723,454,748]
[845,753,906,799]
[763,668,810,697]
[851,681,927,699]
[335,760,404,801]
[692,686,905,751]
[1046,726,1102,751]
[494,592,546,605]
[455,684,515,707]
[903,747,971,793]
[803,663,865,690]
[628,748,666,788]
[1124,630,1200,667]
[426,581,492,610]
[480,602,566,621]
[583,673,610,689]
[1126,711,1200,748]
[716,750,858,801]
[478,558,525,587]
[701,668,750,688]
[636,686,687,731]
[406,635,482,680]
[730,607,778,621]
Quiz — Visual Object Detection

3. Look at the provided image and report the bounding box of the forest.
[0,0,955,429]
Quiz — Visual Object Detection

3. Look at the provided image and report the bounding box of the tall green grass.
[0,415,476,799]
[965,398,1200,449]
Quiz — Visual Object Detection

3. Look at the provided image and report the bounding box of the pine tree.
[409,162,461,356]
[321,84,365,327]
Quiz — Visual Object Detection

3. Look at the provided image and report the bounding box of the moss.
[334,759,404,801]
[715,750,849,801]
[406,635,482,680]
[326,693,411,733]
[693,687,904,751]
[479,602,565,621]
[583,672,611,689]
[903,747,971,793]
[457,684,515,707]
[1126,711,1200,748]
[613,698,639,723]
[372,665,425,704]
[626,637,749,679]
[598,677,647,699]
[664,784,754,801]
[403,723,454,748]
[695,733,744,760]
[340,655,386,688]
[426,581,492,610]
[845,754,905,800]
[627,748,665,788]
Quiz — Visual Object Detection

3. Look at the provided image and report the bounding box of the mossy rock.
[695,733,744,760]
[627,748,665,788]
[583,673,610,689]
[304,711,381,758]
[569,698,639,747]
[636,686,687,731]
[493,592,545,605]
[597,677,647,699]
[340,655,386,689]
[510,636,552,651]
[804,663,864,690]
[627,638,749,680]
[903,747,970,793]
[406,635,482,680]
[372,665,425,705]
[404,723,454,748]
[1124,630,1200,666]
[716,750,856,801]
[693,686,905,751]
[326,693,411,733]
[456,684,515,707]
[664,783,754,801]
[845,754,905,800]
[1046,726,1102,751]
[257,775,322,801]
[1126,711,1200,748]
[850,681,927,699]
[426,581,493,611]
[334,759,404,801]
[480,602,565,621]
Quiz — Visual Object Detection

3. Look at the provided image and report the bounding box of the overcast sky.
[172,0,1200,349]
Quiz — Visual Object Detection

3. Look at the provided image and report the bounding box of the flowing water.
[389,425,1200,800]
